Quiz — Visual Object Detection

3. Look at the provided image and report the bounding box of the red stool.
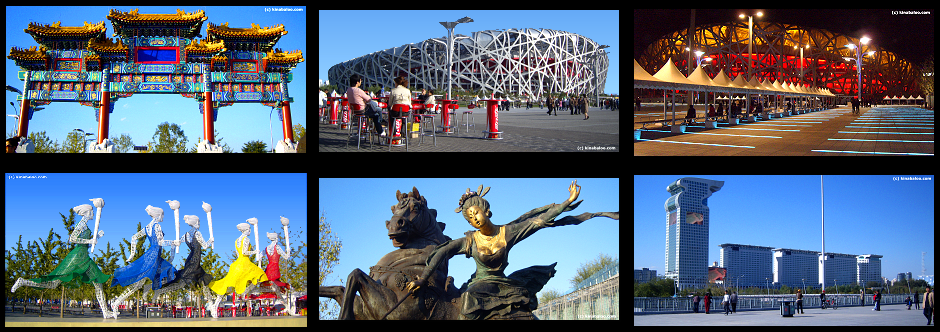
[388,104,410,152]
[410,103,425,123]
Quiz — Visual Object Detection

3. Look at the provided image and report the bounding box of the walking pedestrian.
[924,285,934,325]
[582,95,590,120]
[722,290,730,316]
[873,290,881,311]
[730,291,737,313]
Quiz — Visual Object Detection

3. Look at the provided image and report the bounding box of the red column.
[282,101,294,143]
[97,91,110,144]
[441,100,453,133]
[18,71,31,139]
[328,97,340,125]
[17,99,30,138]
[203,91,214,145]
[485,100,501,139]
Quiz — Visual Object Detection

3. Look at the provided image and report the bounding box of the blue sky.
[634,175,935,283]
[5,173,307,269]
[5,6,307,151]
[318,10,619,95]
[319,178,620,296]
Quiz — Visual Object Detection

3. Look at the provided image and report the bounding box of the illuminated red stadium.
[637,21,921,100]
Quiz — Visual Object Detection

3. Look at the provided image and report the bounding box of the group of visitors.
[344,75,435,137]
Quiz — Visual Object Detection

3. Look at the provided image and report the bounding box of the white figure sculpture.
[10,198,113,319]
[244,219,298,316]
[152,213,220,318]
[108,205,179,319]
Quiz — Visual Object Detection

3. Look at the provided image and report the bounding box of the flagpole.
[821,175,825,291]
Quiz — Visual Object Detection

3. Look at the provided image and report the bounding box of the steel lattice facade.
[637,21,921,99]
[328,28,608,98]
[533,274,619,320]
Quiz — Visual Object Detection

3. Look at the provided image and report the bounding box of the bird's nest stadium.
[637,21,922,100]
[328,28,609,98]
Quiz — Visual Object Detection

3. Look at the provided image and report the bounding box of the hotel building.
[664,177,724,290]
[719,244,775,288]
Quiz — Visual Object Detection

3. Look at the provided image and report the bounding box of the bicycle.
[821,298,838,310]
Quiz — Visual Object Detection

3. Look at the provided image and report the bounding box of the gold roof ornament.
[207,22,287,37]
[84,53,101,62]
[8,45,48,61]
[186,38,227,53]
[264,48,304,63]
[26,21,106,35]
[107,8,207,22]
[87,37,128,52]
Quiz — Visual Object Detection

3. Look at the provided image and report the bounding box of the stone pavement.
[634,106,934,156]
[634,303,934,326]
[319,106,619,152]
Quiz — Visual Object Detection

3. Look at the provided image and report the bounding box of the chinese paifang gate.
[7,8,304,153]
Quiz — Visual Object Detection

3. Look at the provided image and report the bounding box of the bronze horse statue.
[319,187,462,319]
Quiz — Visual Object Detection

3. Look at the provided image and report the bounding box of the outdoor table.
[479,98,507,139]
[440,99,458,133]
[340,97,351,129]
[327,96,344,125]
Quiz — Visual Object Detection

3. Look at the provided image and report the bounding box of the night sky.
[634,9,934,65]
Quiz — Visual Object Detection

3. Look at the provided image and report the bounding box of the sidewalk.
[634,303,934,326]
[319,106,619,152]
[634,106,934,156]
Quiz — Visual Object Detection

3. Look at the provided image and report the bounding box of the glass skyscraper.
[664,177,724,290]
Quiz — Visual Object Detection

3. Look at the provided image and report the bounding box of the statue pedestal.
[198,140,223,153]
[14,138,35,153]
[275,139,298,153]
[88,139,114,153]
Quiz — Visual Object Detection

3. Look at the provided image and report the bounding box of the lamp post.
[577,45,609,107]
[739,11,762,114]
[844,36,873,104]
[440,16,473,100]
[795,44,809,109]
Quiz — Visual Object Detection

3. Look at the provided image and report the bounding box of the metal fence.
[534,274,619,320]
[634,293,918,314]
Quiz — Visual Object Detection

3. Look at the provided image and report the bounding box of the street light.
[577,45,609,106]
[844,36,872,104]
[440,17,473,100]
[738,11,763,114]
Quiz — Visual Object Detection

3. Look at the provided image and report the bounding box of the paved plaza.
[4,308,307,327]
[635,303,934,326]
[634,106,934,156]
[319,106,619,152]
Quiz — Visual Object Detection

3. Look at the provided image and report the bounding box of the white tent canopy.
[633,58,835,97]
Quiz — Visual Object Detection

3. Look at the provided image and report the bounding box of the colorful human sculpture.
[10,198,113,319]
[152,200,220,317]
[405,181,619,319]
[208,220,269,296]
[109,204,179,319]
[244,217,296,316]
